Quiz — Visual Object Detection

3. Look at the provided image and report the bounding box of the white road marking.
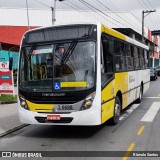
[0,127,4,135]
[141,102,160,122]
[143,97,160,99]
[119,113,128,121]
[120,104,140,121]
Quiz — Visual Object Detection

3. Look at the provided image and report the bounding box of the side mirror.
[9,57,13,70]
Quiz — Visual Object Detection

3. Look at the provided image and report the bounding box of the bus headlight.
[19,95,29,110]
[80,92,95,111]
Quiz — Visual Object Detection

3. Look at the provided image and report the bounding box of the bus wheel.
[110,96,121,125]
[136,86,142,103]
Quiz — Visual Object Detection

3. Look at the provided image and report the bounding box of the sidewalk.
[0,103,26,137]
[0,87,28,137]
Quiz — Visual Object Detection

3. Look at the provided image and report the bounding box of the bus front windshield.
[19,41,96,92]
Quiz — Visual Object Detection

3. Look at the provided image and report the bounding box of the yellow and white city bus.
[16,23,150,125]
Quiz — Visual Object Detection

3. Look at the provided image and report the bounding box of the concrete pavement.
[0,87,25,137]
[0,103,26,137]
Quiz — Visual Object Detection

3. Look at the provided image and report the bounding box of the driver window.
[101,35,114,86]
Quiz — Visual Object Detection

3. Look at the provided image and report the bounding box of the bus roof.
[101,24,149,50]
[23,22,149,50]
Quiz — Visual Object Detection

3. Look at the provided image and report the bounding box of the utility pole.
[51,7,54,25]
[35,0,64,25]
[26,0,30,30]
[52,0,57,25]
[52,0,64,25]
[142,10,156,44]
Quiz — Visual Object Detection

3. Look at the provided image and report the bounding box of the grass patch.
[0,94,17,103]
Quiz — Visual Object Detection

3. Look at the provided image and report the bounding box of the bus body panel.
[101,70,150,124]
[101,72,129,123]
[18,102,101,126]
[100,24,150,124]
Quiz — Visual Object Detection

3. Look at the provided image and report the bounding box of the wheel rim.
[139,89,142,100]
[115,103,121,119]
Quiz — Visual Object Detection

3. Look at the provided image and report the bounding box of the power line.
[79,0,126,27]
[103,0,120,11]
[103,0,158,35]
[145,0,160,27]
[136,0,157,30]
[95,0,143,33]
[63,1,77,10]
[62,1,118,27]
[34,0,52,8]
[141,0,158,28]
[96,0,142,33]
[136,0,147,9]
[79,2,121,27]
[137,0,157,29]
[81,0,123,27]
[141,0,151,10]
[66,1,84,10]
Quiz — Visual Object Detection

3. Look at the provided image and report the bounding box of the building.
[0,7,159,68]
[150,35,159,67]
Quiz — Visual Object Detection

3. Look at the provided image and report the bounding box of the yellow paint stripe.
[122,142,135,160]
[101,25,126,41]
[137,125,145,136]
[26,100,53,112]
[61,82,87,87]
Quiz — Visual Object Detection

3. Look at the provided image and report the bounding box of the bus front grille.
[35,117,73,123]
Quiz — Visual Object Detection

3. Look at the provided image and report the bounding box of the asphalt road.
[0,78,160,160]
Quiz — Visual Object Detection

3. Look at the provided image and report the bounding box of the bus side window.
[144,50,149,68]
[133,46,140,69]
[101,35,114,85]
[139,48,145,69]
[126,44,134,70]
[115,40,126,71]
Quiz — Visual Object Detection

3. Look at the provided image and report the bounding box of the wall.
[0,50,18,69]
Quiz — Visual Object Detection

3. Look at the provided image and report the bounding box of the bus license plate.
[47,115,61,120]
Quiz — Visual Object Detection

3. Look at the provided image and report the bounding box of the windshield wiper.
[61,39,77,64]
[27,45,37,61]
[23,45,36,80]
[59,39,78,77]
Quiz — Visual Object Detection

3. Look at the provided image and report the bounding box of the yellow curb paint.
[122,142,135,160]
[137,125,145,136]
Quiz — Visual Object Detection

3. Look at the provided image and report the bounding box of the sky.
[0,0,160,31]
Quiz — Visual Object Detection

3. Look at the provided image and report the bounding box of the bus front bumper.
[18,105,101,126]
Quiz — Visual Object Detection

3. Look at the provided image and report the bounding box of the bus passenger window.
[134,47,140,69]
[139,49,145,69]
[115,40,126,71]
[115,56,126,71]
[144,50,149,68]
[126,44,133,70]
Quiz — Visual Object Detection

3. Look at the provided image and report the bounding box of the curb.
[0,101,17,104]
[0,124,29,138]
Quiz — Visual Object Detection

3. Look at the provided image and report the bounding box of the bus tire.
[110,96,121,125]
[136,86,142,103]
